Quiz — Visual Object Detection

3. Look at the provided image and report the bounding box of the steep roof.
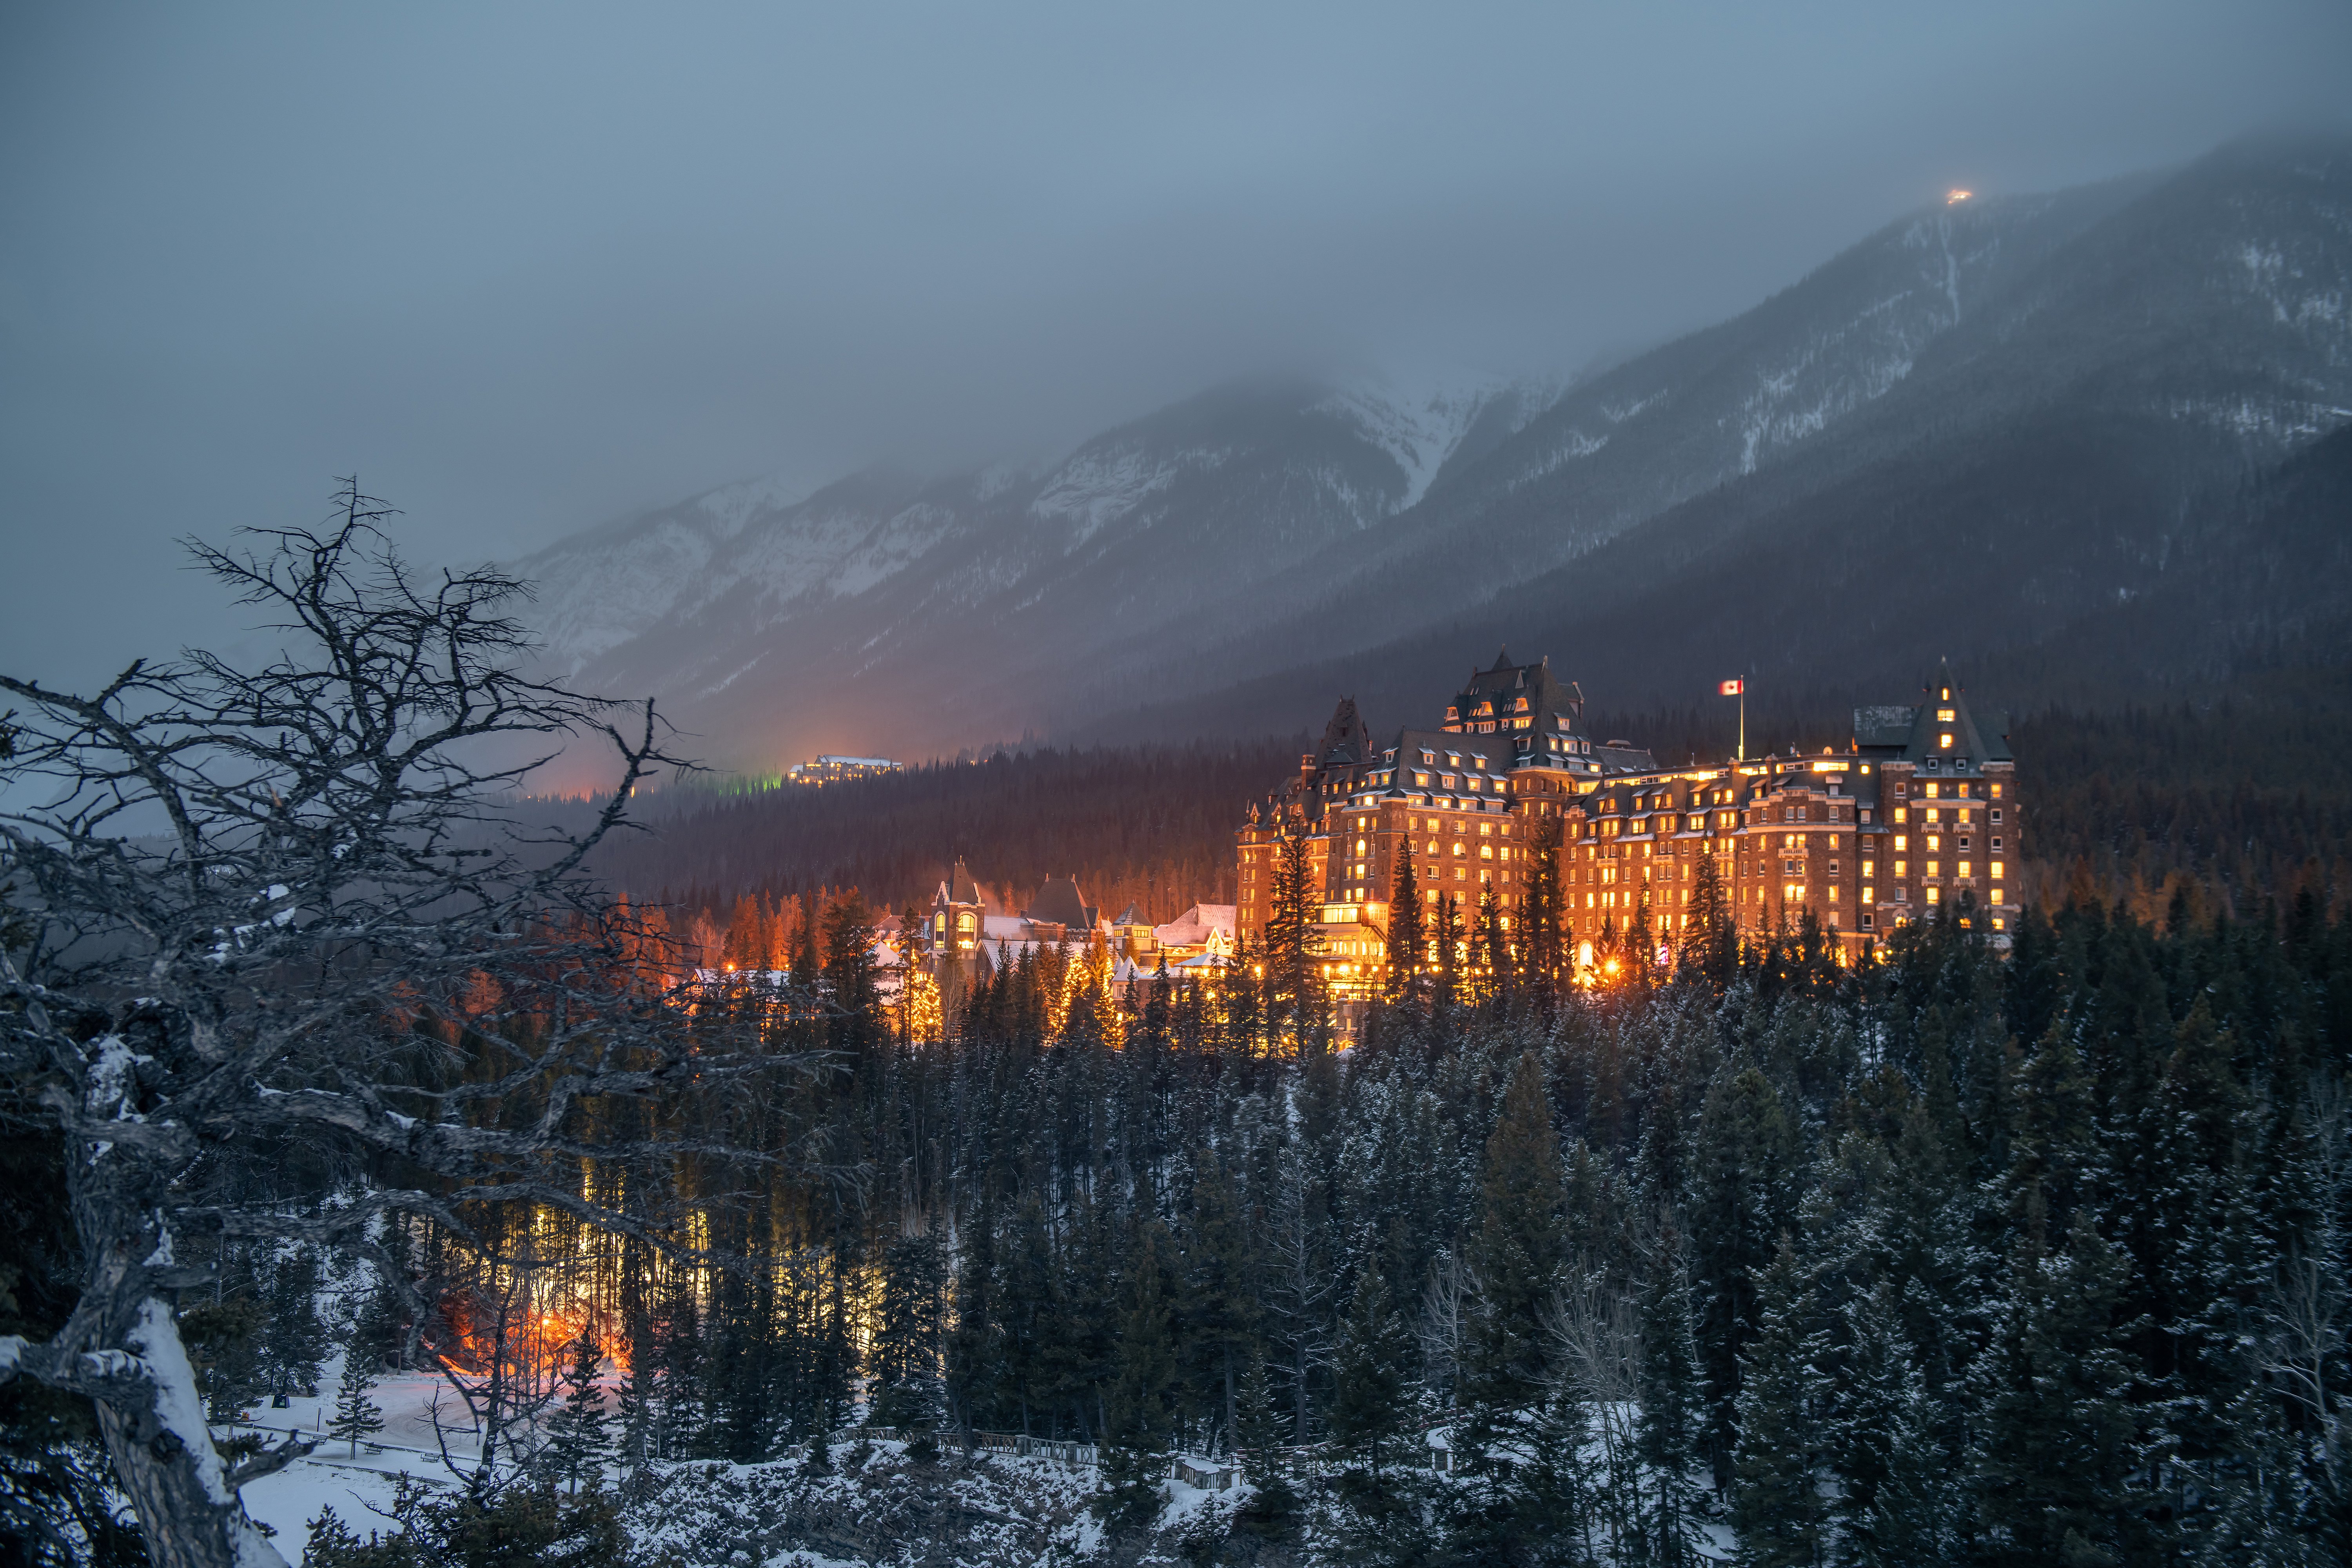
[948,857,984,906]
[1316,695,1377,767]
[1025,875,1093,931]
[1857,664,2012,766]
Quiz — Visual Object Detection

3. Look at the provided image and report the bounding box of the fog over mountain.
[515,137,2352,777]
[6,4,2350,703]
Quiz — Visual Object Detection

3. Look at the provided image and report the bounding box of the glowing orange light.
[1946,189,1972,205]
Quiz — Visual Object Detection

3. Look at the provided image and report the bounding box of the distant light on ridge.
[1947,188,1973,205]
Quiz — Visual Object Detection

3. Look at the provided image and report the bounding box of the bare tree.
[1542,1259,1640,1561]
[0,485,818,1567]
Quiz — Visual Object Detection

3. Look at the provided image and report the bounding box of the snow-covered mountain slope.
[515,476,809,676]
[515,137,2352,774]
[514,376,1528,775]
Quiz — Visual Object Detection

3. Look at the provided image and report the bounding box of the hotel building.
[1234,653,2015,985]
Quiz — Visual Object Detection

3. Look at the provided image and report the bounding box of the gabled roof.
[947,857,983,906]
[1025,875,1093,931]
[1154,903,1236,946]
[1111,902,1148,927]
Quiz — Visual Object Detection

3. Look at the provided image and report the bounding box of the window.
[1894,808,1908,824]
[1926,886,1940,904]
[1861,911,1875,929]
[1936,707,1955,722]
[1894,860,1907,876]
[1991,836,2002,851]
[1895,836,1908,851]
[1926,860,1939,877]
[1939,733,1954,750]
[1991,860,2004,880]
[1862,860,1875,878]
[1990,809,2003,824]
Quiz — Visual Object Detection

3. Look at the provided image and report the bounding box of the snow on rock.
[1029,439,1203,546]
[1316,371,1509,511]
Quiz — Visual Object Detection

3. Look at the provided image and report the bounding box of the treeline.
[351,889,2349,1564]
[566,686,2352,950]
[583,738,1301,923]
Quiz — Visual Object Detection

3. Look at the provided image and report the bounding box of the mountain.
[515,136,2352,774]
[518,372,1537,773]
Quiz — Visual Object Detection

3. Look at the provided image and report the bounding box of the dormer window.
[1936,708,1955,722]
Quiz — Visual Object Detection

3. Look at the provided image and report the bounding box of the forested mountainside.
[573,662,2352,938]
[1082,169,2352,748]
[251,893,2352,1564]
[588,739,1301,925]
[514,136,2352,775]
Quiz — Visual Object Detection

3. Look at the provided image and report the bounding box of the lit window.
[1991,888,2005,904]
[1894,836,1907,851]
[1936,708,1955,722]
[1926,860,1940,877]
[1991,861,2004,879]
[1894,861,1907,876]
[1939,733,1954,750]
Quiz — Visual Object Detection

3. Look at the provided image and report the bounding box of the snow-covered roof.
[1152,903,1236,946]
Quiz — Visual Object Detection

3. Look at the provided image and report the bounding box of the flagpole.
[1739,686,1745,762]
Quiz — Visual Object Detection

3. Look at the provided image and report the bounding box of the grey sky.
[4,2,2347,686]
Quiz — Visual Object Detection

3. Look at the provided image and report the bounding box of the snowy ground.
[228,1360,478,1557]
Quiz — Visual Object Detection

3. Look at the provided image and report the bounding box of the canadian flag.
[1719,679,1745,696]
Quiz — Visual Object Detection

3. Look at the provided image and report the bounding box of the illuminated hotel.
[1234,653,2016,987]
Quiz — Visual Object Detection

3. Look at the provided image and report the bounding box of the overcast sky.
[3,2,2347,684]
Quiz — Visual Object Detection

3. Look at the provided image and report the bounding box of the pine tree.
[821,890,885,1062]
[1326,1266,1427,1566]
[1328,1266,1413,1481]
[1678,848,1737,991]
[1517,811,1566,1016]
[1970,1204,2140,1568]
[1732,1236,1827,1568]
[324,1352,385,1459]
[1690,1065,1802,1483]
[944,1204,1006,1438]
[1386,850,1426,1010]
[1098,1218,1179,1534]
[258,1246,332,1404]
[1635,1221,1706,1564]
[1434,894,1466,1018]
[1177,1150,1260,1452]
[1261,827,1326,1052]
[871,1229,948,1460]
[1463,1053,1570,1414]
[1232,1353,1299,1538]
[547,1332,608,1494]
